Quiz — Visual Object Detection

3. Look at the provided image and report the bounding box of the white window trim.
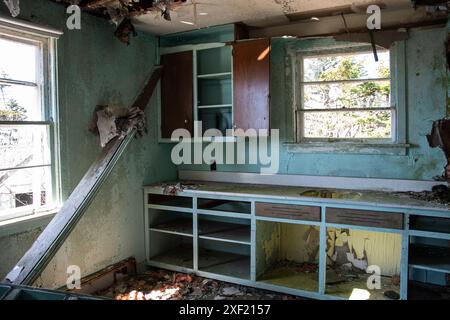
[286,40,408,155]
[0,17,63,224]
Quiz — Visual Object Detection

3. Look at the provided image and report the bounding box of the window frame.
[289,40,407,155]
[0,20,61,223]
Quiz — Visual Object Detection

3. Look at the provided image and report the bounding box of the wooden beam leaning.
[4,66,163,286]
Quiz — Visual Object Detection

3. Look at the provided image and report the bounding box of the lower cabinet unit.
[144,184,450,300]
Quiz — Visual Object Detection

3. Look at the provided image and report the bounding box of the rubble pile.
[95,268,301,300]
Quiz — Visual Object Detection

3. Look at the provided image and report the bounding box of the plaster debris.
[221,287,242,296]
[89,105,146,147]
[162,182,201,195]
[3,0,20,17]
[396,185,450,205]
[114,17,137,45]
[94,268,301,300]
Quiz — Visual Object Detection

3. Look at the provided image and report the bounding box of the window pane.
[303,51,390,82]
[0,83,42,121]
[303,110,392,139]
[0,125,50,170]
[0,166,52,214]
[0,36,38,83]
[303,80,391,110]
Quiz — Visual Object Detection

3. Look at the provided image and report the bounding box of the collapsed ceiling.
[48,0,450,37]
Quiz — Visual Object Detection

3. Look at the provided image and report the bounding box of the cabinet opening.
[410,216,450,234]
[149,209,193,237]
[198,239,250,280]
[198,198,251,215]
[148,194,192,208]
[256,221,320,292]
[149,232,193,269]
[197,46,232,75]
[325,228,401,300]
[408,236,450,299]
[198,215,250,245]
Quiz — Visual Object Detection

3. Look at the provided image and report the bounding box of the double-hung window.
[297,47,394,142]
[0,21,60,222]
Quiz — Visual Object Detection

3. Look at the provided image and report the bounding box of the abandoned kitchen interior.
[0,0,449,301]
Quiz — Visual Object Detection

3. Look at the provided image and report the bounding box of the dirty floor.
[94,268,302,301]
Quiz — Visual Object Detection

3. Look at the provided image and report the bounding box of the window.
[0,23,60,222]
[296,48,394,143]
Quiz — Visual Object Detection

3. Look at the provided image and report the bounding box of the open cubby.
[198,239,250,280]
[149,209,193,237]
[198,107,232,135]
[198,198,251,215]
[325,228,401,300]
[0,285,11,299]
[410,216,450,234]
[197,46,232,76]
[198,78,232,107]
[148,194,192,208]
[408,236,449,299]
[256,221,320,292]
[199,215,251,245]
[149,232,193,269]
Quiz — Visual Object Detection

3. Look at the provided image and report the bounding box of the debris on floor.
[94,268,302,300]
[396,184,450,205]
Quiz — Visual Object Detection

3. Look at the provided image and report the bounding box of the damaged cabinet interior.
[144,182,450,300]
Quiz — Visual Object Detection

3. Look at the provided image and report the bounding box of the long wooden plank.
[4,67,162,286]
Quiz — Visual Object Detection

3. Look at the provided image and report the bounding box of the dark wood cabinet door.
[161,51,193,139]
[233,39,270,136]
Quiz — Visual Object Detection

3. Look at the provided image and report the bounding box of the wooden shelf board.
[198,249,250,280]
[150,245,193,269]
[150,218,193,237]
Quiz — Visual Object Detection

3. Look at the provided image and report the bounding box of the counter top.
[144,180,450,214]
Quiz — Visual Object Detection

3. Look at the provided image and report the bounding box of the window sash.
[297,49,394,142]
[0,24,59,222]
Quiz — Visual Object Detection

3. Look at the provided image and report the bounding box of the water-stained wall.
[0,0,177,287]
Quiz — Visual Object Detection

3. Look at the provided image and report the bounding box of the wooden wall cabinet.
[233,39,270,136]
[159,39,270,140]
[160,51,194,139]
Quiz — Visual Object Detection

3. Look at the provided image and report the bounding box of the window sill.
[284,142,410,155]
[0,208,59,238]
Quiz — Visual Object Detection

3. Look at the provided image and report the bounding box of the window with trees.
[0,26,59,222]
[297,48,394,142]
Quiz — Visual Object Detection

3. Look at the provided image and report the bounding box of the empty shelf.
[150,245,193,269]
[199,222,250,244]
[197,72,232,80]
[410,245,450,273]
[199,248,250,280]
[150,218,193,237]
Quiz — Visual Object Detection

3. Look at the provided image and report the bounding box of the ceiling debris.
[3,0,20,17]
[114,17,137,45]
[411,0,450,13]
[89,105,146,147]
[54,0,187,44]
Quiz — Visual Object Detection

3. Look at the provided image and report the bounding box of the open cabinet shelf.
[199,248,251,280]
[199,219,251,245]
[150,217,193,237]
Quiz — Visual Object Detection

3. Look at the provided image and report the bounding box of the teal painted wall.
[180,27,449,181]
[0,0,177,286]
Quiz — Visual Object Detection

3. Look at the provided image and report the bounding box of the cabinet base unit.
[199,239,251,280]
[325,228,401,300]
[256,221,320,292]
[149,233,193,270]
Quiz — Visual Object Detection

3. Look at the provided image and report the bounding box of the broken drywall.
[3,0,20,17]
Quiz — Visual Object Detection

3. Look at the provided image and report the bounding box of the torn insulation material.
[3,0,20,17]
